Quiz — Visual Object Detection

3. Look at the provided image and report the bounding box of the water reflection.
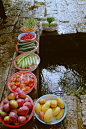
[39,63,85,98]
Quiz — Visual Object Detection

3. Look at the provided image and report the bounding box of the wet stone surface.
[58,22,77,34]
[13,17,26,32]
[0,33,19,101]
[80,95,86,127]
[77,22,86,33]
[5,16,18,26]
[4,2,12,9]
[0,26,14,34]
[15,17,26,28]
[7,9,21,16]
[11,4,23,10]
[19,10,33,18]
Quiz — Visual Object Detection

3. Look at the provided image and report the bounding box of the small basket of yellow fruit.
[34,94,67,125]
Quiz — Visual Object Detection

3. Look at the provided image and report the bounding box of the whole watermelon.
[47,17,55,23]
[42,21,49,27]
[50,21,58,27]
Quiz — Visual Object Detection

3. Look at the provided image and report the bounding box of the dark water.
[39,58,86,98]
[38,33,86,98]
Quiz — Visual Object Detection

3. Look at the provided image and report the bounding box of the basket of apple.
[0,90,34,128]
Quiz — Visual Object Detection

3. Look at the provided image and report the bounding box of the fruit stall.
[0,17,67,129]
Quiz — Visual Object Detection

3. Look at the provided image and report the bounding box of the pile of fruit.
[42,16,58,28]
[35,97,65,123]
[17,40,38,52]
[0,91,34,126]
[7,71,36,93]
[21,18,37,32]
[15,53,39,70]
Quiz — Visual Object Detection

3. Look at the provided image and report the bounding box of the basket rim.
[16,39,39,53]
[14,52,40,71]
[7,70,37,94]
[20,25,37,32]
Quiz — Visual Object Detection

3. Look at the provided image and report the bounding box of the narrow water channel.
[38,32,86,98]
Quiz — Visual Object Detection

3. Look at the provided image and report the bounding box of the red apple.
[4,116,11,124]
[15,94,21,100]
[3,103,10,113]
[25,114,29,120]
[24,97,30,102]
[3,99,9,104]
[18,90,26,99]
[10,109,18,114]
[38,111,45,121]
[8,93,16,100]
[17,99,24,107]
[14,92,18,96]
[23,102,33,110]
[18,106,29,115]
[18,116,26,124]
[9,112,18,122]
[9,100,18,109]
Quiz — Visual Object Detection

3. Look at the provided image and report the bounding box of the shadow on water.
[39,32,86,98]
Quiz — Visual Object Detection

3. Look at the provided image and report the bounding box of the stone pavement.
[0,0,86,128]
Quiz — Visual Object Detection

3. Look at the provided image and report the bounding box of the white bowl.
[42,26,58,31]
[41,23,58,31]
[18,32,36,41]
[34,94,67,125]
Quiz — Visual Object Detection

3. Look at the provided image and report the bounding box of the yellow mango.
[46,100,51,105]
[39,99,46,105]
[35,103,42,115]
[56,97,64,108]
[42,101,50,113]
[50,100,57,108]
[44,108,53,123]
[52,106,60,116]
[56,109,65,120]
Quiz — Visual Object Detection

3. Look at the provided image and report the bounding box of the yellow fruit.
[50,100,57,108]
[39,99,46,105]
[56,97,64,108]
[52,106,60,116]
[35,103,42,115]
[42,101,50,113]
[44,108,53,123]
[56,109,65,120]
[46,100,51,104]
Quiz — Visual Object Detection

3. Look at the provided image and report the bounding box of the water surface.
[39,58,86,98]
